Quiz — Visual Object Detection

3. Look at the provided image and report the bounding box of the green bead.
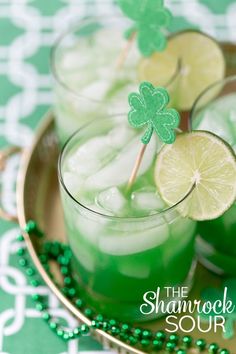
[182,335,192,347]
[64,249,72,259]
[109,319,117,326]
[166,342,175,352]
[155,330,166,341]
[128,336,138,346]
[84,308,93,319]
[169,333,179,343]
[42,312,51,321]
[17,248,25,256]
[75,298,83,309]
[39,254,48,264]
[57,328,64,337]
[36,302,45,311]
[220,350,230,354]
[61,266,69,275]
[196,339,207,350]
[91,320,99,328]
[81,324,89,335]
[134,328,142,338]
[95,314,103,322]
[26,267,35,276]
[49,322,57,330]
[68,332,74,339]
[121,324,130,333]
[177,350,186,354]
[25,220,37,234]
[152,339,163,350]
[58,255,69,265]
[141,339,150,347]
[17,235,24,242]
[19,258,27,267]
[63,332,70,341]
[64,277,72,285]
[208,343,219,353]
[142,329,152,339]
[31,293,40,301]
[73,327,81,337]
[30,279,39,287]
[67,288,76,298]
[111,326,120,336]
[50,243,61,257]
[102,322,110,331]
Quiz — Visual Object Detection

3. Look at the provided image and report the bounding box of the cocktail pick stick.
[127,82,180,191]
[127,143,147,191]
[116,31,136,70]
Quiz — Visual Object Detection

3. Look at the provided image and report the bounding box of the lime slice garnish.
[138,30,225,111]
[154,131,236,221]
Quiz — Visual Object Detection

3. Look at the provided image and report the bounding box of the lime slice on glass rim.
[154,131,236,221]
[138,30,225,111]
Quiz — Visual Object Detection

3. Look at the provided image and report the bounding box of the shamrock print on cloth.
[128,82,180,145]
[117,0,172,56]
[201,278,236,339]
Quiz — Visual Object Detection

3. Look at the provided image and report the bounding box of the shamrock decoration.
[200,279,236,339]
[117,0,172,56]
[128,82,180,145]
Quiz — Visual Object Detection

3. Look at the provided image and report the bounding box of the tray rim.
[16,110,146,354]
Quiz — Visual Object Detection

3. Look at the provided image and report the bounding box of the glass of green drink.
[58,115,197,322]
[51,18,140,145]
[190,75,236,276]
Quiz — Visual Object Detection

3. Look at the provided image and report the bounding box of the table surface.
[0,1,236,353]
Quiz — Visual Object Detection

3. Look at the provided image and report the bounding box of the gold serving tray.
[16,112,236,353]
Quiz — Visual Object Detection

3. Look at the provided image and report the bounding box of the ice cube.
[119,262,151,279]
[86,135,156,189]
[97,187,126,215]
[99,221,169,255]
[81,80,110,100]
[67,136,110,175]
[132,187,165,211]
[107,125,135,148]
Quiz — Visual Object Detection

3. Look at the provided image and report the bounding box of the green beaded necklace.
[16,221,230,354]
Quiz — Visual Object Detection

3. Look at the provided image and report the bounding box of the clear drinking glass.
[51,17,139,145]
[190,75,236,276]
[58,115,197,322]
[51,18,181,145]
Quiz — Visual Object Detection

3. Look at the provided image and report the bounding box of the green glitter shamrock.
[117,0,172,56]
[200,279,236,339]
[128,82,180,145]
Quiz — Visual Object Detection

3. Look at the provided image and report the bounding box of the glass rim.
[58,115,194,221]
[50,18,194,105]
[189,74,236,130]
[50,15,126,104]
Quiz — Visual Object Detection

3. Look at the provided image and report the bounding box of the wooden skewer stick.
[127,143,147,191]
[115,31,136,70]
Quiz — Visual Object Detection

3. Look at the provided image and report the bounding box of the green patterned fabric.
[0,1,235,353]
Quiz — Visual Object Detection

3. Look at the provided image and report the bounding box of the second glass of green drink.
[59,115,197,322]
[190,75,236,276]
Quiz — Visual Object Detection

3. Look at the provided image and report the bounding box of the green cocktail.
[51,16,225,145]
[191,76,236,276]
[59,116,197,321]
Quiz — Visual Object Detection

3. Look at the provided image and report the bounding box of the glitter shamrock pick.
[127,81,180,189]
[116,0,172,68]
